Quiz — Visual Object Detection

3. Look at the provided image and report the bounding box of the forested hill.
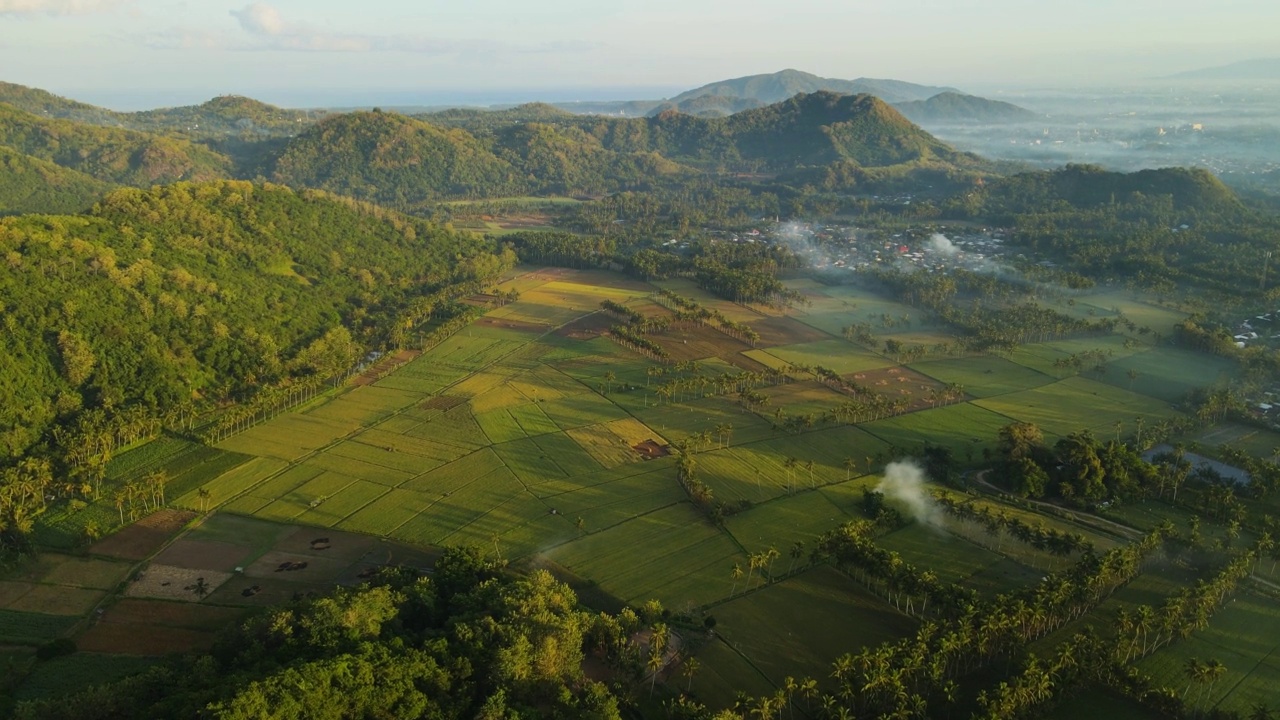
[0,180,510,459]
[979,164,1242,216]
[670,69,958,104]
[0,103,233,186]
[893,92,1039,124]
[0,82,323,139]
[0,146,115,215]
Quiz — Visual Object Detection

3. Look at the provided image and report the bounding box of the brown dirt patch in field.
[124,565,232,601]
[0,581,32,607]
[272,530,377,563]
[749,316,833,347]
[633,439,670,460]
[153,539,255,573]
[651,325,751,362]
[555,312,614,340]
[101,598,245,630]
[77,622,217,656]
[90,509,197,561]
[6,584,103,616]
[204,577,329,608]
[848,366,954,413]
[352,349,421,386]
[241,551,349,582]
[474,316,547,333]
[421,395,467,411]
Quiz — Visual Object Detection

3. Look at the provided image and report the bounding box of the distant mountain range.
[893,92,1040,124]
[1163,58,1280,81]
[670,69,958,105]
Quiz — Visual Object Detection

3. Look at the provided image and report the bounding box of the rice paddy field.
[19,266,1267,711]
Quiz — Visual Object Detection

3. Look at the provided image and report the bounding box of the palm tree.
[682,656,701,692]
[197,487,211,513]
[789,541,805,574]
[844,457,856,481]
[730,563,744,596]
[804,459,815,488]
[603,371,616,394]
[192,576,210,599]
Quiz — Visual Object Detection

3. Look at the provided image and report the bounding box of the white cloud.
[0,0,126,15]
[230,2,284,37]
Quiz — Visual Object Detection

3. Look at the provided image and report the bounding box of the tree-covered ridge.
[0,180,507,459]
[15,549,628,720]
[979,164,1241,216]
[0,82,323,139]
[0,146,114,216]
[269,110,525,209]
[0,103,233,186]
[668,69,958,105]
[893,92,1040,124]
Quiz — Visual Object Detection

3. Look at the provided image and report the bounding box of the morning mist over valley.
[1,1,1280,718]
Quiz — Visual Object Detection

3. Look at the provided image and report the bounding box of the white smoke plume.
[926,233,958,255]
[876,460,943,526]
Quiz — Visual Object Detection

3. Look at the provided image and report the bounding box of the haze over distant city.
[1,0,1278,108]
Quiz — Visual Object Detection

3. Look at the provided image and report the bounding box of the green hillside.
[0,103,232,186]
[0,180,508,458]
[670,69,957,104]
[893,92,1039,124]
[0,146,114,215]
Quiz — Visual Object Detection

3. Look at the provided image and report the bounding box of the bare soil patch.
[421,395,468,411]
[555,312,614,340]
[77,622,217,656]
[352,349,420,386]
[749,316,832,347]
[474,316,547,333]
[153,539,255,573]
[101,598,245,630]
[204,576,329,608]
[90,509,196,561]
[849,366,953,413]
[124,564,232,602]
[651,325,752,362]
[272,530,376,563]
[633,440,670,460]
[241,550,348,582]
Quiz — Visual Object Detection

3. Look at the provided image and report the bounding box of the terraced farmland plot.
[652,278,763,324]
[533,431,605,477]
[507,363,592,402]
[624,395,775,447]
[390,468,525,545]
[219,413,357,460]
[418,334,528,369]
[400,448,508,495]
[302,452,417,486]
[1136,591,1280,714]
[758,380,850,417]
[910,356,1056,398]
[373,362,471,394]
[974,376,1178,441]
[863,402,1017,458]
[876,523,1010,585]
[548,504,745,607]
[749,339,891,375]
[712,566,918,686]
[253,471,358,523]
[349,427,469,462]
[245,464,325,503]
[451,369,518,399]
[330,439,441,476]
[402,408,488,451]
[539,391,631,430]
[818,475,887,515]
[476,408,528,444]
[294,480,388,527]
[337,487,437,536]
[439,492,575,555]
[566,423,639,468]
[470,382,535,414]
[538,468,684,532]
[724,490,852,554]
[492,436,573,484]
[1006,335,1147,379]
[1096,348,1234,402]
[174,456,287,510]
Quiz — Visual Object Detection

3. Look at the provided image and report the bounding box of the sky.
[1,0,1278,109]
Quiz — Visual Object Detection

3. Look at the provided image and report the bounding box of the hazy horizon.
[2,0,1278,110]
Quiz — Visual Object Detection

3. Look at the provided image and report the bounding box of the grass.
[750,339,891,375]
[0,609,79,644]
[710,566,917,685]
[862,402,1015,459]
[910,355,1056,398]
[876,522,1013,586]
[1095,348,1234,403]
[1136,591,1280,714]
[12,652,158,702]
[548,504,745,608]
[974,376,1178,442]
[723,490,852,555]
